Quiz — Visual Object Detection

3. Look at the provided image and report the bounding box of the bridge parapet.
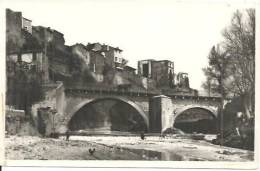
[65,88,157,98]
[65,86,221,102]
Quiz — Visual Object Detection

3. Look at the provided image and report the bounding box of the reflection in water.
[127,148,207,161]
[127,148,184,161]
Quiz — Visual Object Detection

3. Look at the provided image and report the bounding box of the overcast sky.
[2,0,254,90]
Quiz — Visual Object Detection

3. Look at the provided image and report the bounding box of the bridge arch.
[173,105,217,120]
[173,105,218,134]
[67,96,149,132]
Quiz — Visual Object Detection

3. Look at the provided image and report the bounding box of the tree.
[7,63,44,115]
[203,9,255,119]
[202,77,212,96]
[203,45,231,145]
[222,9,255,119]
[202,45,230,98]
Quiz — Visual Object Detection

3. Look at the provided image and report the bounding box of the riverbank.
[5,135,254,161]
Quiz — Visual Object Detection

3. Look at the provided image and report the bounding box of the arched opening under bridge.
[68,97,148,134]
[173,107,217,134]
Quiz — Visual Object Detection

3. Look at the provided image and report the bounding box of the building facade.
[175,72,190,88]
[32,26,72,81]
[138,59,174,88]
[6,9,48,83]
[86,43,126,70]
[70,43,91,70]
[22,17,32,34]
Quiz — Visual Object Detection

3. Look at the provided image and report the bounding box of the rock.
[191,134,205,140]
[216,150,233,155]
[222,150,233,155]
[162,127,185,135]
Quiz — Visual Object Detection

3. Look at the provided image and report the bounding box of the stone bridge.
[33,83,221,134]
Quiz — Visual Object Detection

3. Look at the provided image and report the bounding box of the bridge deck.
[65,85,221,101]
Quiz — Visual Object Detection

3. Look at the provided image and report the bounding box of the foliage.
[202,45,230,97]
[203,9,255,119]
[222,9,255,119]
[7,62,44,115]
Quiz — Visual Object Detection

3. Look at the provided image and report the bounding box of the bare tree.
[203,9,255,119]
[222,9,255,119]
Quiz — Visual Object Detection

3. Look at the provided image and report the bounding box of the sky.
[2,0,253,90]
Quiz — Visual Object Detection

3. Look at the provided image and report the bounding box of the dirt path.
[5,135,254,161]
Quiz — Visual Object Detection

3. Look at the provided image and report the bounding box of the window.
[33,53,37,61]
[30,64,36,72]
[21,53,33,63]
[142,63,149,77]
[115,57,118,62]
[23,64,29,70]
[93,64,96,73]
[9,54,18,62]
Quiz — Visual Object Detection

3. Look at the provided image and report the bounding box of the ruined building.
[137,59,193,91]
[175,72,190,88]
[138,59,175,88]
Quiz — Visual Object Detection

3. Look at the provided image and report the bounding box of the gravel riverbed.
[5,135,254,161]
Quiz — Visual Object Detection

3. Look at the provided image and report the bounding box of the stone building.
[123,65,136,76]
[5,108,25,135]
[6,9,48,109]
[32,26,72,81]
[175,72,190,88]
[22,17,32,34]
[70,43,91,71]
[6,8,23,53]
[89,51,105,74]
[70,43,104,82]
[6,9,50,84]
[86,43,126,70]
[138,59,174,88]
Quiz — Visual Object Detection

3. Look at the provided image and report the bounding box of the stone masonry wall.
[31,81,65,135]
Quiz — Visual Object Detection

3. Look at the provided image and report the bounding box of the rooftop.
[124,65,136,71]
[23,17,32,22]
[138,59,174,63]
[86,42,123,52]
